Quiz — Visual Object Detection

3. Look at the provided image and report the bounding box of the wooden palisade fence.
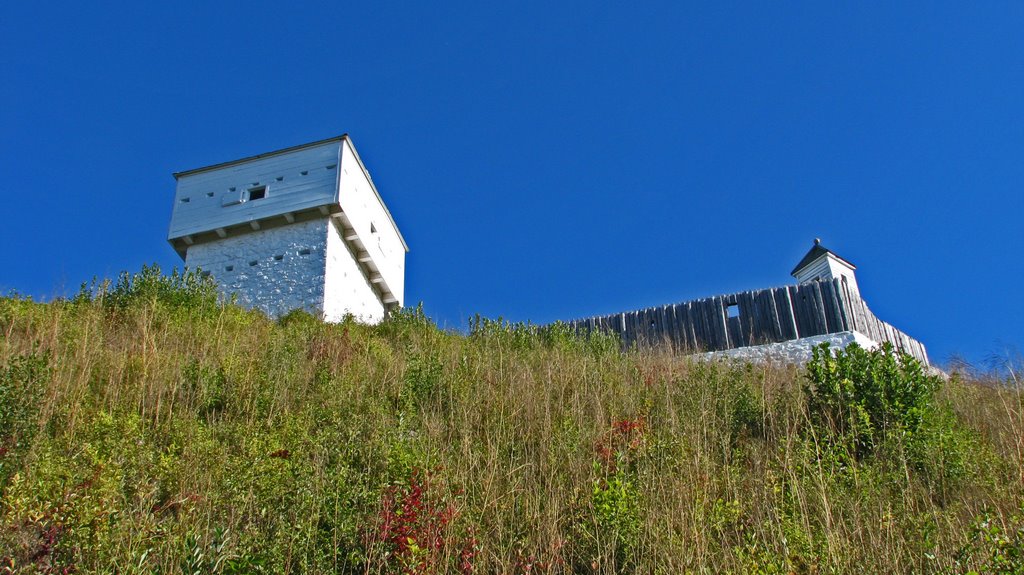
[567,277,929,365]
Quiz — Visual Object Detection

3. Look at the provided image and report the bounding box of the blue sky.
[2,2,1021,367]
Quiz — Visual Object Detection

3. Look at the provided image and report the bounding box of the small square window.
[248,186,267,201]
[225,265,234,272]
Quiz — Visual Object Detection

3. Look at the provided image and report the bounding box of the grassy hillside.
[1,267,1022,574]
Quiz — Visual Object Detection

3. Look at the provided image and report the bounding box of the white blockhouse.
[167,135,408,323]
[791,238,859,297]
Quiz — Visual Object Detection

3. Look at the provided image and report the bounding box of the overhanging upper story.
[167,134,408,307]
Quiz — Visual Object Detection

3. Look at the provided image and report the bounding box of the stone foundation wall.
[184,219,329,318]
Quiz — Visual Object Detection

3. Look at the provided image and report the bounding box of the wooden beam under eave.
[344,230,359,241]
[319,205,330,215]
[382,294,398,304]
[183,235,194,246]
[283,212,295,223]
[357,252,372,262]
[215,228,227,238]
[370,272,384,283]
[250,221,261,231]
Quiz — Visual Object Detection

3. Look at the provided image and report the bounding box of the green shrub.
[804,342,940,456]
[75,263,221,313]
[804,342,981,491]
[0,350,49,489]
[955,509,1024,574]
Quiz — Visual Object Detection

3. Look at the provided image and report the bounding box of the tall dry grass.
[0,271,1021,573]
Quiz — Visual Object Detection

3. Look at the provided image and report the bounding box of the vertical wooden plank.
[647,306,655,347]
[789,285,810,338]
[750,289,767,344]
[729,292,745,347]
[743,290,761,344]
[690,300,704,351]
[706,297,720,350]
[731,293,748,347]
[809,282,829,335]
[659,302,667,347]
[669,304,683,350]
[713,296,729,350]
[683,301,697,351]
[697,298,713,351]
[819,280,841,333]
[770,286,782,339]
[775,287,798,340]
[834,278,853,332]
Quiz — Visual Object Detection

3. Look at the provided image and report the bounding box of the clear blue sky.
[2,2,1021,368]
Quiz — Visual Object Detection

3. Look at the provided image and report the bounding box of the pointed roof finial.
[791,239,857,277]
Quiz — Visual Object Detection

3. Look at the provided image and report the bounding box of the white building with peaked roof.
[167,135,407,323]
[791,238,860,298]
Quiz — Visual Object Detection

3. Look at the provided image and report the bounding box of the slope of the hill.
[1,267,1021,574]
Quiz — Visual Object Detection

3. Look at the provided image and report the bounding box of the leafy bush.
[956,509,1024,574]
[74,263,221,313]
[804,342,981,490]
[804,342,940,456]
[0,351,49,489]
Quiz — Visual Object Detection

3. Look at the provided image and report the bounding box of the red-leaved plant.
[367,468,476,574]
[595,417,647,473]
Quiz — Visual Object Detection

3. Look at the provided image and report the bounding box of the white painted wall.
[185,218,329,318]
[826,257,859,297]
[794,253,860,297]
[338,139,406,306]
[323,218,386,322]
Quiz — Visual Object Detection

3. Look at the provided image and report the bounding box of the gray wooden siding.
[169,141,342,240]
[794,255,830,283]
[567,278,929,365]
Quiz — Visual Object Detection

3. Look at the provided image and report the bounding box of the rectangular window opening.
[298,248,311,256]
[225,265,234,272]
[273,254,284,261]
[180,197,190,203]
[276,176,284,181]
[247,185,267,201]
[726,304,740,318]
[248,260,258,267]
[206,192,214,197]
[326,164,336,170]
[300,170,309,176]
